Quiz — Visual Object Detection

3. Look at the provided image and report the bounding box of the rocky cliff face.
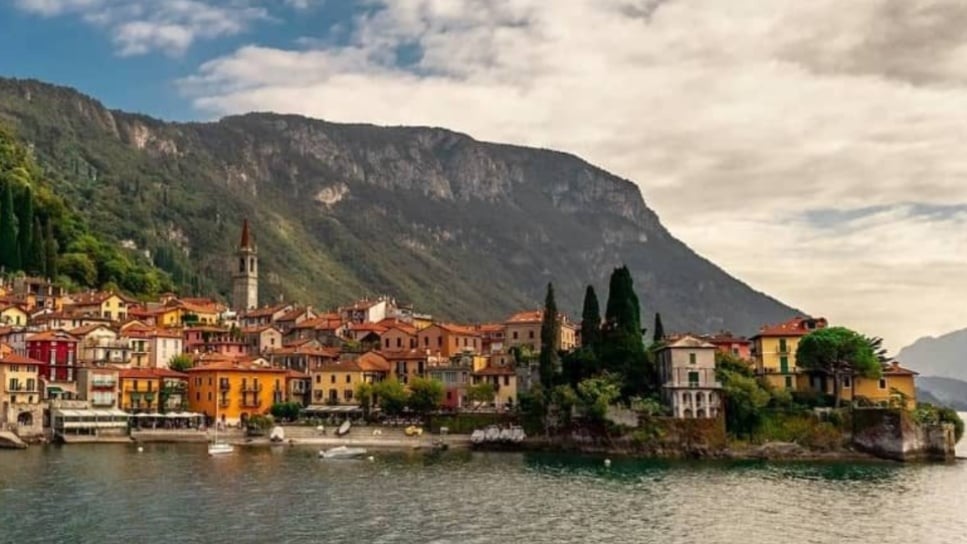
[0,77,797,333]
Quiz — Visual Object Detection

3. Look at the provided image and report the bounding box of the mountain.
[0,77,799,332]
[916,377,967,412]
[897,329,967,382]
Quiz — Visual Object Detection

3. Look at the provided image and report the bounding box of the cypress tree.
[652,313,665,344]
[0,181,20,271]
[538,282,561,389]
[16,187,33,273]
[44,219,57,279]
[601,266,651,397]
[580,285,601,351]
[30,217,44,277]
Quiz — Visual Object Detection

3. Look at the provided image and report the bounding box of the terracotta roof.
[752,317,828,338]
[473,365,516,376]
[883,361,918,376]
[377,319,418,335]
[241,325,280,334]
[285,369,310,379]
[242,304,291,319]
[663,335,716,349]
[119,368,189,379]
[68,324,115,337]
[504,310,571,326]
[68,291,129,306]
[702,331,750,345]
[433,323,481,336]
[476,323,505,334]
[184,325,229,333]
[380,350,429,360]
[292,314,344,330]
[240,218,252,249]
[277,307,312,322]
[269,345,339,358]
[314,355,390,374]
[27,330,78,342]
[186,358,282,373]
[347,322,389,334]
[0,353,44,366]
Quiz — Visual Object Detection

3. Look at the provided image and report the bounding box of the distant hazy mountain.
[897,329,967,382]
[916,376,967,411]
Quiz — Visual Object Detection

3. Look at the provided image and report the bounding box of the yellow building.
[310,352,390,406]
[186,358,287,425]
[119,368,190,413]
[0,305,29,327]
[157,299,222,327]
[66,292,132,321]
[0,353,44,435]
[504,310,578,353]
[751,316,828,390]
[471,365,518,411]
[803,361,918,410]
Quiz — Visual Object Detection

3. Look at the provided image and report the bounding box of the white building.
[657,335,722,419]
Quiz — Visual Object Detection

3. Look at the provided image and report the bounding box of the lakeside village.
[0,221,961,460]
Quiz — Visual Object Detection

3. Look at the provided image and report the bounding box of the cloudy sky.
[3,0,966,352]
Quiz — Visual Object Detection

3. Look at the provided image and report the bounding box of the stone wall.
[852,408,955,461]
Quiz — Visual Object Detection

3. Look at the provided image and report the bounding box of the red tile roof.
[752,317,828,338]
[473,365,516,376]
[118,368,189,380]
[0,353,44,366]
[27,330,79,342]
[883,361,918,376]
[242,304,291,319]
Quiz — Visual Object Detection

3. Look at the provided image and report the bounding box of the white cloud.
[14,0,268,56]
[178,0,967,352]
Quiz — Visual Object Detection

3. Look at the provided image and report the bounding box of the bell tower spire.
[232,219,258,311]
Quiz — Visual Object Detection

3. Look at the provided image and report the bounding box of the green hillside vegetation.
[0,78,799,330]
[0,124,172,296]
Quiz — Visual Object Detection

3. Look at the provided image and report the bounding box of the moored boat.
[319,445,368,459]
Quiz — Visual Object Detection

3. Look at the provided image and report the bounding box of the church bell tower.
[232,219,258,311]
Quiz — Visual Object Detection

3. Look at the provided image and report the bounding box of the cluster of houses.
[0,221,918,442]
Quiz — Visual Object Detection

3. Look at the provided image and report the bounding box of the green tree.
[0,181,19,271]
[719,371,771,438]
[59,252,97,286]
[652,312,665,344]
[169,354,194,372]
[373,378,409,416]
[16,187,33,273]
[270,402,302,421]
[407,377,444,417]
[580,285,601,350]
[797,327,881,408]
[29,217,44,276]
[562,346,598,388]
[44,219,57,279]
[864,335,890,363]
[355,382,374,419]
[550,384,579,428]
[466,381,496,410]
[600,266,651,398]
[576,374,622,424]
[538,282,561,389]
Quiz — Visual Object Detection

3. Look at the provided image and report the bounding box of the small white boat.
[470,429,485,444]
[484,425,500,442]
[498,428,513,442]
[336,420,351,436]
[208,443,235,456]
[319,445,368,459]
[510,426,526,443]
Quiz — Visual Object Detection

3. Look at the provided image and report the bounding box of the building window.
[843,377,851,388]
[779,356,789,373]
[878,378,887,390]
[779,338,788,353]
[784,376,793,389]
[344,390,353,401]
[528,331,534,340]
[689,353,697,365]
[513,331,518,340]
[437,336,442,348]
[345,375,351,384]
[688,371,699,387]
[503,376,510,386]
[330,375,336,384]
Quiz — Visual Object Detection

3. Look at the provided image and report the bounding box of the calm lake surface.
[1,432,965,544]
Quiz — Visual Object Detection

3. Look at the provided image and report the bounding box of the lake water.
[0,432,965,543]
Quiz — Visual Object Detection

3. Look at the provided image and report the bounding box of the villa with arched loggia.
[657,335,723,419]
[0,352,46,437]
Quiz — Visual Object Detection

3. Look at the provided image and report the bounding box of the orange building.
[118,367,190,413]
[186,358,288,425]
[417,323,482,357]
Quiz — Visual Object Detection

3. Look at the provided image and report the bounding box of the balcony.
[92,378,117,388]
[219,398,230,408]
[6,385,40,393]
[219,382,231,391]
[241,398,262,408]
[239,384,263,393]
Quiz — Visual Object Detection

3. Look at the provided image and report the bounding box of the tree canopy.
[538,282,561,389]
[374,379,409,416]
[797,327,881,407]
[407,377,444,416]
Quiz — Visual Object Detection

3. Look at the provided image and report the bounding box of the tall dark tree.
[538,282,562,389]
[44,219,57,279]
[580,285,601,350]
[0,181,20,271]
[30,217,44,276]
[16,187,34,273]
[652,312,665,344]
[601,266,652,397]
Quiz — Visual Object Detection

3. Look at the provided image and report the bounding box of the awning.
[303,405,361,414]
[47,387,63,394]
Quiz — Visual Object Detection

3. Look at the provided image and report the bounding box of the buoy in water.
[137,446,144,453]
[367,456,375,462]
[604,458,611,467]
